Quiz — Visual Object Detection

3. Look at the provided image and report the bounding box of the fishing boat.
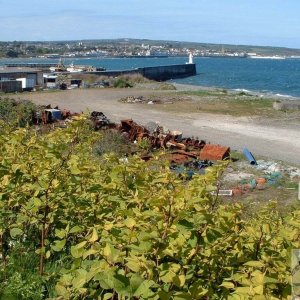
[66,62,83,73]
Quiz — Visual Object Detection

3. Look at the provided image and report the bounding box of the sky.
[0,0,300,48]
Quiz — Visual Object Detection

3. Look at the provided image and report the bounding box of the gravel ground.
[11,87,300,166]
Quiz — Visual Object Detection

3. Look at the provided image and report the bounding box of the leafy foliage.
[113,77,134,88]
[93,130,135,157]
[0,97,37,127]
[0,118,298,299]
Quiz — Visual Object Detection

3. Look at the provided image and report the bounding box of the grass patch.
[179,89,226,97]
[144,89,293,118]
[155,83,177,90]
[230,150,246,162]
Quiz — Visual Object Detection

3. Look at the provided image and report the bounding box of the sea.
[1,56,300,99]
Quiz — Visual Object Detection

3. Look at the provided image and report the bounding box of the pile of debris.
[31,107,232,178]
[119,96,187,105]
[90,111,114,130]
[255,160,300,179]
[220,157,300,198]
[33,104,80,126]
[90,113,231,177]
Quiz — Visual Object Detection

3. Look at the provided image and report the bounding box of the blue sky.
[0,0,300,48]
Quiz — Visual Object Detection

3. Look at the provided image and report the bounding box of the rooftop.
[0,67,42,74]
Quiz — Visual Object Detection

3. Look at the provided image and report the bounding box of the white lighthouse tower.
[188,52,193,64]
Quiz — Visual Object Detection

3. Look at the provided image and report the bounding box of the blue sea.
[1,56,300,98]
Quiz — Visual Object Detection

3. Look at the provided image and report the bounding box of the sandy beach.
[9,85,300,166]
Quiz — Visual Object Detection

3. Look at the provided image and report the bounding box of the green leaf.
[70,166,82,175]
[74,241,87,249]
[124,217,136,229]
[173,274,185,288]
[72,269,87,289]
[112,274,130,296]
[96,270,116,290]
[51,239,66,252]
[33,197,42,207]
[89,228,98,243]
[103,244,112,257]
[158,291,173,300]
[55,229,66,239]
[234,287,251,295]
[45,250,51,259]
[69,225,84,234]
[71,245,85,258]
[253,285,264,295]
[173,292,192,299]
[244,261,265,268]
[10,227,23,238]
[220,281,235,289]
[55,284,69,298]
[103,293,114,300]
[126,257,141,272]
[82,248,98,259]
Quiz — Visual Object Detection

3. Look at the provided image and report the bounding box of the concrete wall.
[139,64,196,81]
[86,69,140,77]
[86,63,196,81]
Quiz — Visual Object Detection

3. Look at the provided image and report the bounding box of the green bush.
[93,130,135,157]
[113,77,133,88]
[0,118,298,299]
[0,97,37,127]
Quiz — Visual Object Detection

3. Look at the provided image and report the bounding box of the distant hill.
[1,38,300,58]
[68,38,300,56]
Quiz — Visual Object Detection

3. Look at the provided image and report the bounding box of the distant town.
[1,38,300,59]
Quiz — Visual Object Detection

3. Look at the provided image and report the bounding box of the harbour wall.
[86,63,196,81]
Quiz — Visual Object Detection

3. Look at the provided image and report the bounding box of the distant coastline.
[1,56,300,98]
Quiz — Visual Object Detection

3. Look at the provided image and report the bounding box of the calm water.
[1,56,300,98]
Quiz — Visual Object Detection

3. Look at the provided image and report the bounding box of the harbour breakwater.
[86,63,196,81]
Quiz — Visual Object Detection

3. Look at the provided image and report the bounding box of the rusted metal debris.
[90,111,114,130]
[33,104,75,125]
[39,111,230,167]
[199,144,230,161]
[117,119,207,154]
[90,114,230,165]
[119,119,150,142]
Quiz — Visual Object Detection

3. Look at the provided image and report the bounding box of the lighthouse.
[188,52,193,64]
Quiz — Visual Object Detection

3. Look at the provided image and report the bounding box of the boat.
[49,58,67,72]
[66,63,83,73]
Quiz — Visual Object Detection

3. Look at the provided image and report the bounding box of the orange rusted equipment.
[199,144,230,161]
[120,119,150,142]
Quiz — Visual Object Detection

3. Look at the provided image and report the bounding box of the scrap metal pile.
[33,107,231,177]
[90,112,230,177]
[33,104,79,126]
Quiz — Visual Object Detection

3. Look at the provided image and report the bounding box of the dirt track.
[12,88,300,166]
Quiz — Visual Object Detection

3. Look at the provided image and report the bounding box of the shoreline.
[170,82,300,101]
[1,56,300,100]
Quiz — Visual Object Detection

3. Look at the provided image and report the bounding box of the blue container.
[243,148,257,165]
[51,110,62,120]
